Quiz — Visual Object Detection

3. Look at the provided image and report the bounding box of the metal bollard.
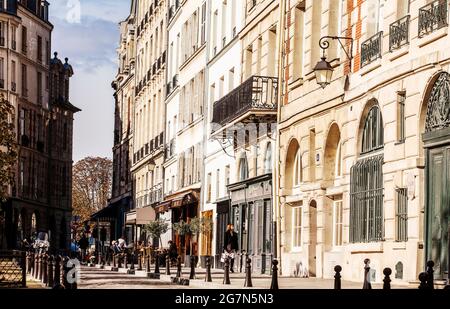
[138,252,143,271]
[176,256,182,278]
[270,260,279,290]
[362,259,372,289]
[47,255,54,287]
[154,251,160,274]
[244,257,253,287]
[205,257,212,282]
[62,256,69,289]
[146,253,151,273]
[426,260,434,289]
[334,265,342,290]
[38,253,43,281]
[223,258,231,285]
[189,255,196,279]
[418,272,428,289]
[123,252,128,269]
[42,254,48,284]
[53,255,63,289]
[32,253,38,278]
[166,255,171,275]
[383,268,392,290]
[128,252,135,274]
[117,253,122,269]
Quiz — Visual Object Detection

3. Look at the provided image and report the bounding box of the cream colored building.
[201,0,243,268]
[162,0,207,263]
[278,0,449,284]
[126,0,168,244]
[110,0,136,241]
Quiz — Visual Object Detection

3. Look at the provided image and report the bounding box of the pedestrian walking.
[223,224,239,273]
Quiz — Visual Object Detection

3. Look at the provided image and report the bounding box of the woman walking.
[223,224,239,273]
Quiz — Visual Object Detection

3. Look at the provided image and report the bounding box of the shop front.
[228,174,274,274]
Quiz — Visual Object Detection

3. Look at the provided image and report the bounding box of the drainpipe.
[274,0,287,275]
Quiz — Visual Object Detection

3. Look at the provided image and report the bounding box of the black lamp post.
[313,36,354,89]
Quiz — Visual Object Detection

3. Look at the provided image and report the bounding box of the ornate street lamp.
[313,36,354,89]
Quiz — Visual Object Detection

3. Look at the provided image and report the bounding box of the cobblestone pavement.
[77,266,415,289]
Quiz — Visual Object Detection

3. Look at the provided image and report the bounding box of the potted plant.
[143,219,169,249]
[186,217,214,268]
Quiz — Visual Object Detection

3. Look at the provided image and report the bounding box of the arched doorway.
[309,200,317,277]
[422,72,450,279]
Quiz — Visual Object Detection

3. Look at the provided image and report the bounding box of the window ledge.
[348,242,383,254]
[418,27,448,48]
[360,58,382,77]
[288,78,304,91]
[388,45,409,62]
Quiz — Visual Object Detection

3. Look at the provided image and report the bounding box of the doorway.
[309,200,317,277]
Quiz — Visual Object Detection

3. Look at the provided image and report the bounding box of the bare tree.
[72,157,113,225]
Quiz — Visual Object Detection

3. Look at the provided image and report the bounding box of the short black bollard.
[128,252,135,274]
[166,255,171,275]
[39,253,43,281]
[123,253,128,269]
[418,272,428,289]
[53,255,63,289]
[426,260,434,290]
[111,254,118,271]
[239,251,245,273]
[146,253,151,273]
[138,252,143,271]
[189,255,196,279]
[33,253,38,278]
[106,250,111,266]
[244,257,253,287]
[26,252,31,274]
[270,260,279,290]
[176,256,182,278]
[383,268,392,290]
[47,255,54,288]
[154,252,160,274]
[334,265,342,290]
[223,258,231,285]
[42,254,48,284]
[205,257,212,282]
[62,256,69,289]
[362,258,372,289]
[117,253,122,269]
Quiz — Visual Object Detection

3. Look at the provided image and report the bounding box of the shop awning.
[125,211,136,225]
[159,189,200,210]
[91,202,119,222]
[136,207,156,225]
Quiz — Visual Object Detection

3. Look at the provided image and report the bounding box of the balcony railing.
[212,75,278,128]
[390,15,410,51]
[418,0,448,38]
[361,32,383,68]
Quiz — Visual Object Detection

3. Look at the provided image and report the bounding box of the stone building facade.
[0,0,79,251]
[278,0,450,284]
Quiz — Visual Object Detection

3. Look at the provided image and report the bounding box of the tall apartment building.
[0,1,79,251]
[202,0,243,268]
[278,0,449,284]
[208,0,280,273]
[126,0,168,243]
[106,0,137,243]
[161,0,207,263]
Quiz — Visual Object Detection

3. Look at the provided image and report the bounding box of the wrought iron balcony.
[418,0,448,38]
[361,32,383,68]
[212,75,278,130]
[390,15,410,51]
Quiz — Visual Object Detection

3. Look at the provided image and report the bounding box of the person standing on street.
[224,224,239,273]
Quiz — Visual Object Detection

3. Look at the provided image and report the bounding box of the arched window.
[293,150,302,186]
[264,143,272,174]
[350,104,384,243]
[239,155,249,181]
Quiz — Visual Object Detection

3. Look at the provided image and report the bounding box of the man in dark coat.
[224,224,239,272]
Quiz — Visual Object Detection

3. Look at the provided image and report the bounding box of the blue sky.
[49,0,131,162]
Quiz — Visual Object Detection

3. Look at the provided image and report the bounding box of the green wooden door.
[427,147,449,278]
